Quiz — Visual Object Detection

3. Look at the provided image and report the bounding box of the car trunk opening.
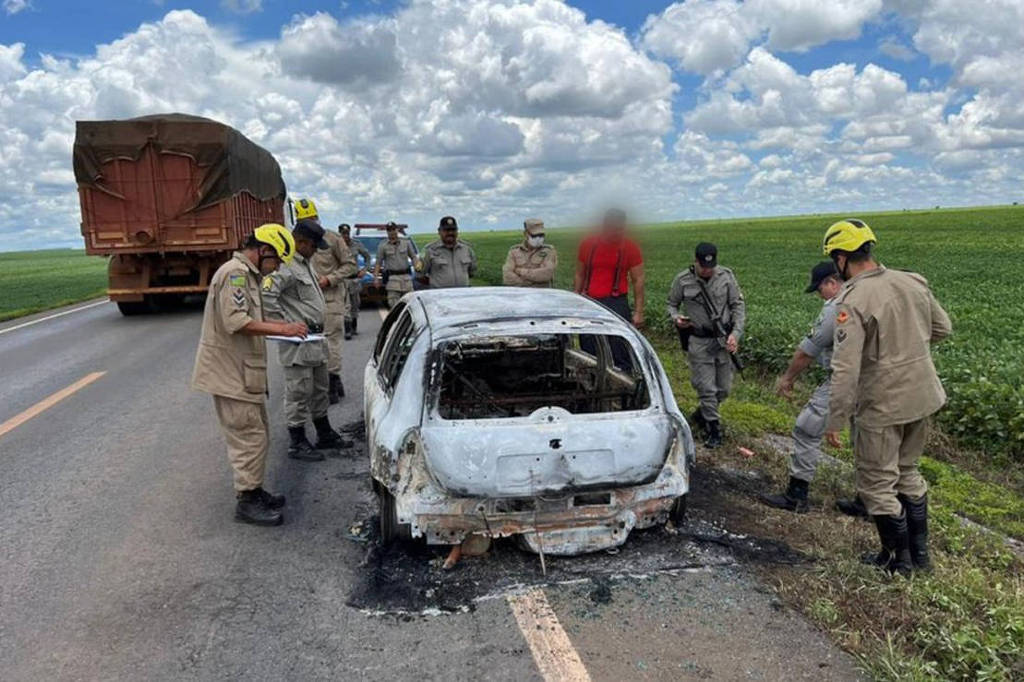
[434,333,651,419]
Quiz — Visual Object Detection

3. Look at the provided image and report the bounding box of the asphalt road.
[0,299,862,681]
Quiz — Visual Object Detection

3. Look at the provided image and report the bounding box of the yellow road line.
[507,588,591,682]
[0,372,106,439]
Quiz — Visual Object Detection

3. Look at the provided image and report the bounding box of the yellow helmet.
[294,198,319,221]
[823,218,876,256]
[253,223,296,263]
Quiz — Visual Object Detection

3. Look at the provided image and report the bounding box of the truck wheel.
[378,488,411,544]
[670,494,688,526]
[116,300,153,316]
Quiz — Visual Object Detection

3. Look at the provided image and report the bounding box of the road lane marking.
[507,588,591,682]
[0,299,108,336]
[0,372,106,439]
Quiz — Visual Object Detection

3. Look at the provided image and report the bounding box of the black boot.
[314,416,353,451]
[351,316,358,335]
[344,319,353,340]
[690,409,707,438]
[863,512,913,576]
[836,495,869,519]
[704,420,722,449]
[288,426,325,462]
[255,486,285,509]
[235,489,283,526]
[328,374,340,405]
[333,374,345,400]
[900,493,931,571]
[759,476,809,513]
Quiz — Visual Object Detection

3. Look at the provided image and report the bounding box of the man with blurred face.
[373,221,417,307]
[574,208,645,327]
[502,218,557,287]
[416,216,478,288]
[667,242,745,449]
[338,223,370,338]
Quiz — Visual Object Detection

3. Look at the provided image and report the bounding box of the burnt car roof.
[410,287,626,331]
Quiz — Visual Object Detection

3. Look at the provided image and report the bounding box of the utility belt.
[387,269,411,277]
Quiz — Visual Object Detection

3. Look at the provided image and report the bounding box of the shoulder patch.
[229,274,247,287]
[836,310,850,324]
[262,275,273,291]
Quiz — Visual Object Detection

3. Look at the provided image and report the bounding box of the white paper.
[267,333,325,344]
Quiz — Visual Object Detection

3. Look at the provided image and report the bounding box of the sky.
[0,0,1022,248]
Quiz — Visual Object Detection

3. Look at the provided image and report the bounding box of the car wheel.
[378,488,411,544]
[670,494,687,526]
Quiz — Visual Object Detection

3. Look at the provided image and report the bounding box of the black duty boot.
[328,374,340,405]
[255,486,285,510]
[836,495,870,519]
[288,426,325,462]
[704,420,722,449]
[900,493,931,571]
[351,316,358,335]
[344,320,353,340]
[759,476,810,513]
[235,489,283,526]
[690,409,708,438]
[863,512,913,576]
[334,374,345,400]
[314,416,353,451]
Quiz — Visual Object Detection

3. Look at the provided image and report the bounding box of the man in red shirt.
[573,208,645,327]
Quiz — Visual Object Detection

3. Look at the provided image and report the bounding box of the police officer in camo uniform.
[310,215,358,404]
[263,220,351,463]
[667,242,745,449]
[191,224,307,526]
[416,216,477,288]
[823,219,952,575]
[502,218,557,287]
[339,223,370,338]
[373,222,417,308]
[759,261,856,513]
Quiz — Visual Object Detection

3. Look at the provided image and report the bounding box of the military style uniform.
[827,266,952,516]
[190,252,270,492]
[502,242,557,287]
[377,237,417,307]
[791,298,837,481]
[345,237,372,327]
[262,253,330,428]
[666,265,746,423]
[418,239,477,288]
[311,230,357,375]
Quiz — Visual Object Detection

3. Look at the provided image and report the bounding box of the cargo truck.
[74,114,286,315]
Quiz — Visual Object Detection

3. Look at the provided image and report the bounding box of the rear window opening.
[434,333,651,419]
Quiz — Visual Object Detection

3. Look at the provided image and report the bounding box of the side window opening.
[380,311,415,391]
[374,301,407,363]
[435,333,650,419]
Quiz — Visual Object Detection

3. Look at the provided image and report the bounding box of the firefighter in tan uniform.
[502,218,557,287]
[297,200,356,404]
[263,220,351,463]
[373,221,417,307]
[667,242,745,448]
[339,223,371,338]
[417,215,477,288]
[823,219,952,575]
[191,224,307,526]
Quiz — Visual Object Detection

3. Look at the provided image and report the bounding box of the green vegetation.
[0,249,107,321]
[452,205,1024,680]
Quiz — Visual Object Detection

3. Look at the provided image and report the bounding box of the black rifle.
[695,278,744,373]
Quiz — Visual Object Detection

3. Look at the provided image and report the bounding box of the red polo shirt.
[577,235,643,298]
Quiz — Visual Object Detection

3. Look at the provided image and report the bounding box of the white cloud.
[3,0,29,15]
[220,0,262,14]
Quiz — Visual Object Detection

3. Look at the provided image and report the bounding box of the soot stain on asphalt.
[338,422,810,616]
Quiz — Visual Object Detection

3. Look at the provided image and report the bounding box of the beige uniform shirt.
[418,239,477,288]
[666,266,746,340]
[190,252,268,403]
[826,266,952,430]
[262,253,327,367]
[502,243,557,287]
[377,238,416,274]
[311,231,357,303]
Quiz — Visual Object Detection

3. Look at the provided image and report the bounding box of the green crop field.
[0,249,107,321]
[418,204,1024,462]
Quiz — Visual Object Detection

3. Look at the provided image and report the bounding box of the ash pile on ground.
[339,421,809,616]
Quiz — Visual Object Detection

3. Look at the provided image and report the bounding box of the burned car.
[364,287,695,555]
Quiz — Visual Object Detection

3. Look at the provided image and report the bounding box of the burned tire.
[670,494,688,526]
[378,488,411,544]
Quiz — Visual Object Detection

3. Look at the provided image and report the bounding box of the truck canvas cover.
[73,113,285,212]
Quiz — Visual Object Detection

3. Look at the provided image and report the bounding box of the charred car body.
[365,288,695,555]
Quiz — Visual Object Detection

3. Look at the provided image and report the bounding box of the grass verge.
[0,249,108,321]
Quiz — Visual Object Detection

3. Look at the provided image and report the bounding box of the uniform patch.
[229,275,246,287]
[836,329,848,344]
[262,276,273,291]
[232,289,246,308]
[836,310,849,324]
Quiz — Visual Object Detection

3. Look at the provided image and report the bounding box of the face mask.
[527,235,545,248]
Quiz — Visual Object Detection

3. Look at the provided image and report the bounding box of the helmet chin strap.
[832,252,851,281]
